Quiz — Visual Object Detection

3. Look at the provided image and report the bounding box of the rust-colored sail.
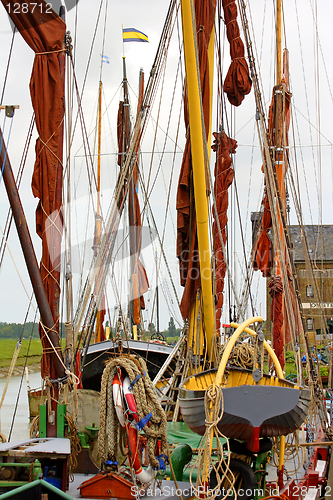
[176,0,216,320]
[253,192,272,277]
[2,0,66,378]
[222,0,252,106]
[253,52,292,368]
[212,131,236,331]
[132,71,149,317]
[117,68,148,324]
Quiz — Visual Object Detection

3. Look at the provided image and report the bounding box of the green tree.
[168,317,176,337]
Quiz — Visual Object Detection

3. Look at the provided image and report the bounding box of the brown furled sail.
[2,0,66,378]
[117,67,148,325]
[132,70,149,319]
[222,0,252,106]
[253,51,292,369]
[176,0,216,320]
[212,131,236,331]
[253,191,272,277]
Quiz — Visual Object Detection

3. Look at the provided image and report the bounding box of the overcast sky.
[0,0,332,330]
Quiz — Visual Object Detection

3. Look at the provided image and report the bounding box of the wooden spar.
[97,80,102,242]
[180,0,215,362]
[122,56,139,327]
[276,0,282,86]
[0,123,65,380]
[95,80,103,342]
[275,0,286,484]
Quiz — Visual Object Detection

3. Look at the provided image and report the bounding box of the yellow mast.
[180,0,216,362]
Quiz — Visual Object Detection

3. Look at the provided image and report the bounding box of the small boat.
[179,316,311,454]
[81,338,174,391]
[179,366,310,452]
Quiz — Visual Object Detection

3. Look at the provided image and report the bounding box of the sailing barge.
[0,0,332,498]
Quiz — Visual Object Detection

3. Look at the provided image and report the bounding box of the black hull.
[179,368,310,452]
[81,339,174,391]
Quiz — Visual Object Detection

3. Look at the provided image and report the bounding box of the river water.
[0,371,42,442]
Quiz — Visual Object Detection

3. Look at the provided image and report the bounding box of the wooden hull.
[81,339,174,391]
[179,367,310,452]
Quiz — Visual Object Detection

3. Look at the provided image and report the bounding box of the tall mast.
[94,79,104,342]
[180,0,216,362]
[94,1,108,342]
[276,0,282,86]
[272,0,287,370]
[121,57,140,331]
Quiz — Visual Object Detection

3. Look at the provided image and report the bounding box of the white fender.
[136,465,156,484]
[112,373,125,428]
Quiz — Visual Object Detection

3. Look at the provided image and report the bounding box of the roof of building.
[289,225,333,262]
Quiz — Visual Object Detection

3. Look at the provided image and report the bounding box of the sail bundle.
[117,69,149,325]
[222,0,252,106]
[2,0,66,378]
[212,131,236,331]
[252,52,292,368]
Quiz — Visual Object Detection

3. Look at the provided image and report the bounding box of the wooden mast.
[121,57,140,331]
[273,0,286,370]
[275,0,287,485]
[94,80,104,342]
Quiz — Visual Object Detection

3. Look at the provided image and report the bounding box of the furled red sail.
[212,131,236,331]
[2,0,66,378]
[253,192,272,277]
[117,69,148,324]
[132,71,149,316]
[253,51,292,368]
[222,0,252,106]
[177,0,216,320]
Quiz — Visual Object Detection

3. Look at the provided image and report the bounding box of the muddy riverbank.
[0,363,40,379]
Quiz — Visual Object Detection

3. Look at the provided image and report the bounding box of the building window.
[306,285,314,297]
[307,318,313,331]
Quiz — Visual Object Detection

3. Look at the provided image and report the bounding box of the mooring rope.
[190,384,236,500]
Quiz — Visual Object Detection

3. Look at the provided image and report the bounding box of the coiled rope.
[99,355,168,471]
[219,340,254,370]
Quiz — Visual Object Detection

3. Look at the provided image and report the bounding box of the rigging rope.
[0,27,16,105]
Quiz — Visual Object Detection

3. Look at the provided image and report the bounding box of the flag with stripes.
[122,28,148,43]
[101,55,110,64]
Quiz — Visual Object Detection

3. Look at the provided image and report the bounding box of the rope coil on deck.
[99,355,168,471]
[219,340,254,370]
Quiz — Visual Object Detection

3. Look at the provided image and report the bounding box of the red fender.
[123,376,139,422]
[126,422,155,484]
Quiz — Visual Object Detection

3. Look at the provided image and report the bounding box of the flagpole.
[122,24,125,58]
